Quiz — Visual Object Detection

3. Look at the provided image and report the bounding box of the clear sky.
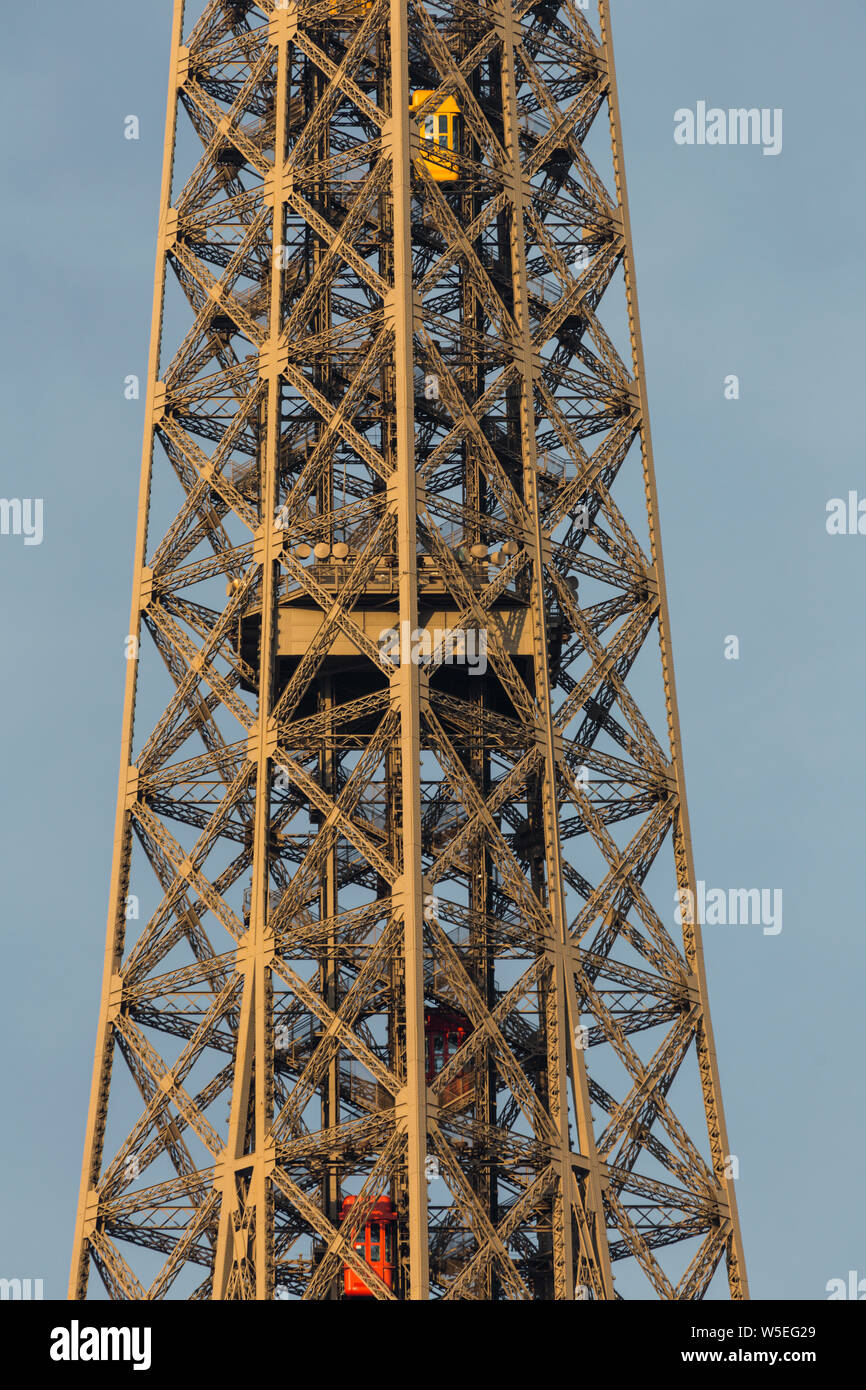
[1,0,864,1299]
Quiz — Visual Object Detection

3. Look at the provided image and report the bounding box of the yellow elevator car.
[411,90,460,181]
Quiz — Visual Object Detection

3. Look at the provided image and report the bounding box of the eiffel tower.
[70,0,748,1300]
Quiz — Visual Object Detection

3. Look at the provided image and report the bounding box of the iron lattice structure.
[70,0,748,1300]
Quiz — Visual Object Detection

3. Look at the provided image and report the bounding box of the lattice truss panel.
[70,0,748,1300]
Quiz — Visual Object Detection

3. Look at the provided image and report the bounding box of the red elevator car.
[425,1007,472,1103]
[339,1194,397,1298]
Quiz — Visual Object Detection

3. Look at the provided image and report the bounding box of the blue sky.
[1,0,864,1299]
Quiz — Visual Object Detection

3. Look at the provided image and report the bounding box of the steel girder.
[69,0,748,1301]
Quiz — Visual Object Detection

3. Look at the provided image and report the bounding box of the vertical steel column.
[388,0,430,1300]
[213,4,290,1298]
[598,0,749,1299]
[68,0,187,1301]
[500,0,615,1300]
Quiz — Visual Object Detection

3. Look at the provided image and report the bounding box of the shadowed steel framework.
[69,0,749,1300]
